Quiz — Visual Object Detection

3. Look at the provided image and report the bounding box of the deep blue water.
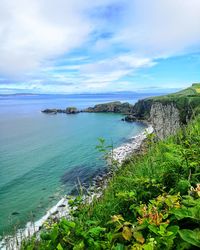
[0,93,157,235]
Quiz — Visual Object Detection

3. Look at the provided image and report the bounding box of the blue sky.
[0,0,200,94]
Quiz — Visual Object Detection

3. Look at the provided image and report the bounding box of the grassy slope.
[150,83,200,100]
[151,84,200,111]
[130,84,200,123]
[22,116,200,250]
[137,84,200,123]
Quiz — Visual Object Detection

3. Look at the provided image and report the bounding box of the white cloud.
[78,54,155,86]
[0,0,114,75]
[115,0,200,57]
[0,0,200,92]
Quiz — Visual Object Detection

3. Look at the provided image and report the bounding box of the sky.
[0,0,200,94]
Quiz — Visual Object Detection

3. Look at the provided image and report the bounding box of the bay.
[0,93,152,235]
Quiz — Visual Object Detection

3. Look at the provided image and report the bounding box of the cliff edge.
[130,83,200,138]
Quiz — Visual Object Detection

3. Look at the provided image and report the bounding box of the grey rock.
[150,102,180,139]
[123,114,137,122]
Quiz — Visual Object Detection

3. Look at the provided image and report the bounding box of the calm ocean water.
[0,93,157,235]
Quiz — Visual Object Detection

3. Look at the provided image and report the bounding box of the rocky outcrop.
[41,109,60,114]
[128,92,200,139]
[149,102,181,139]
[122,114,137,122]
[84,101,133,114]
[42,107,79,114]
[65,107,79,114]
[127,99,187,139]
[42,102,133,115]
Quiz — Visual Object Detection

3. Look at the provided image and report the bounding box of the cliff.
[149,102,181,139]
[130,83,200,139]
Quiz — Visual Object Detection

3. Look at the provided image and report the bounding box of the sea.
[0,92,161,236]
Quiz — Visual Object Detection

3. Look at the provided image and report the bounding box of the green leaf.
[73,241,85,250]
[182,195,198,207]
[111,214,125,223]
[88,226,106,238]
[148,225,159,235]
[66,221,76,228]
[143,242,155,250]
[133,231,145,244]
[172,205,200,221]
[122,226,132,241]
[40,232,51,240]
[57,243,64,250]
[51,227,59,242]
[167,225,179,235]
[179,229,200,247]
[114,243,125,250]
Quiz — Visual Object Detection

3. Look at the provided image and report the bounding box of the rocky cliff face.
[131,95,199,139]
[129,100,183,139]
[149,102,181,139]
[129,82,200,139]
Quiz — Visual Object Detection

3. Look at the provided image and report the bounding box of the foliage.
[21,116,200,250]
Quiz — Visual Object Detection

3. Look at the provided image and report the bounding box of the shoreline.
[112,124,154,164]
[1,123,153,250]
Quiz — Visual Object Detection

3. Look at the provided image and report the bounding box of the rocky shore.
[112,125,154,164]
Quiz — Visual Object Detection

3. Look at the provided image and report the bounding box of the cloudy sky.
[0,0,200,94]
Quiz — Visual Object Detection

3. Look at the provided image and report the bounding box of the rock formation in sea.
[65,107,79,114]
[84,101,133,114]
[42,107,79,114]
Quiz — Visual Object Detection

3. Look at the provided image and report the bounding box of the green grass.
[21,116,200,250]
[150,83,200,100]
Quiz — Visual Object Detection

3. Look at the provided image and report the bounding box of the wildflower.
[190,183,200,197]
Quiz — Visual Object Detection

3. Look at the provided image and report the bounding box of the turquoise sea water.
[0,93,153,235]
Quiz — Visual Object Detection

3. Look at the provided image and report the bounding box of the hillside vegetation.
[153,83,200,98]
[131,84,200,123]
[22,115,200,249]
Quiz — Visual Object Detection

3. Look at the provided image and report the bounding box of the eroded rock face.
[150,102,181,139]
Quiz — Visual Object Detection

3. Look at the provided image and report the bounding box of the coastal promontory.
[41,84,200,139]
